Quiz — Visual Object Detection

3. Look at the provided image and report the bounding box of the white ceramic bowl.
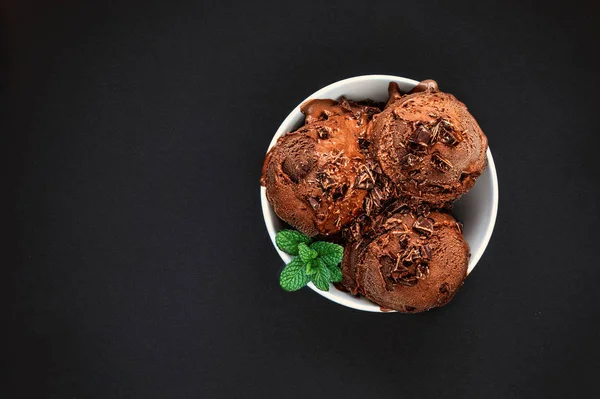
[260,75,499,313]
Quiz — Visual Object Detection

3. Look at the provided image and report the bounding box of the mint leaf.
[298,242,318,264]
[310,241,343,259]
[327,263,343,283]
[280,257,310,291]
[311,242,343,268]
[319,254,343,269]
[311,259,331,291]
[275,232,343,293]
[275,229,311,255]
[305,261,316,275]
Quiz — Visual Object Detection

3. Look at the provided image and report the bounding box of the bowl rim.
[260,74,499,313]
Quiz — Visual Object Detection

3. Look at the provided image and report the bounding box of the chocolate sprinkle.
[401,154,422,169]
[438,120,462,146]
[413,216,435,236]
[407,140,428,155]
[332,184,348,201]
[317,172,335,190]
[317,127,330,139]
[308,196,320,210]
[420,243,432,260]
[414,124,432,146]
[416,264,430,280]
[431,152,453,173]
[354,171,375,190]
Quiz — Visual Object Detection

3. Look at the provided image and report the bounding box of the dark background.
[2,0,599,397]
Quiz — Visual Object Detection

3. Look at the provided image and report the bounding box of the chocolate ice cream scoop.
[341,210,469,313]
[368,81,488,207]
[261,98,381,237]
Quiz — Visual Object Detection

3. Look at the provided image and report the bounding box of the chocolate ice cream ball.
[261,98,381,237]
[368,81,488,207]
[342,210,469,312]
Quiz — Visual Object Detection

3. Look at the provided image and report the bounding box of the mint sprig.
[298,242,318,263]
[275,229,344,292]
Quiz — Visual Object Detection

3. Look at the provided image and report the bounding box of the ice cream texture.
[368,81,488,207]
[261,98,381,237]
[341,207,469,313]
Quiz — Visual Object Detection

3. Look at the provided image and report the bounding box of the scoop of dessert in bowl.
[260,75,498,313]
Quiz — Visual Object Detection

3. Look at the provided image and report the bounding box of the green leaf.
[298,242,318,264]
[305,261,316,275]
[319,254,343,270]
[311,242,344,269]
[327,263,343,283]
[311,259,331,291]
[275,229,311,255]
[310,241,343,260]
[279,257,310,291]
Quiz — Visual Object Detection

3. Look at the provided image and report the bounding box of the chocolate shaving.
[427,184,451,194]
[416,264,429,280]
[455,222,463,234]
[366,158,383,175]
[431,152,453,173]
[391,258,409,273]
[354,171,375,190]
[438,119,462,146]
[317,172,335,191]
[416,125,432,144]
[407,126,430,154]
[400,154,422,169]
[317,127,330,139]
[413,216,435,236]
[402,246,421,265]
[391,261,409,280]
[398,234,409,250]
[332,184,348,201]
[308,196,320,210]
[363,196,373,216]
[397,277,418,287]
[370,187,383,209]
[420,243,432,260]
[392,263,409,274]
[329,149,345,163]
[380,180,393,203]
[348,222,361,241]
[363,106,381,118]
[415,203,431,217]
[386,199,411,215]
[407,141,428,155]
[385,232,433,287]
[339,97,352,112]
[383,217,408,231]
